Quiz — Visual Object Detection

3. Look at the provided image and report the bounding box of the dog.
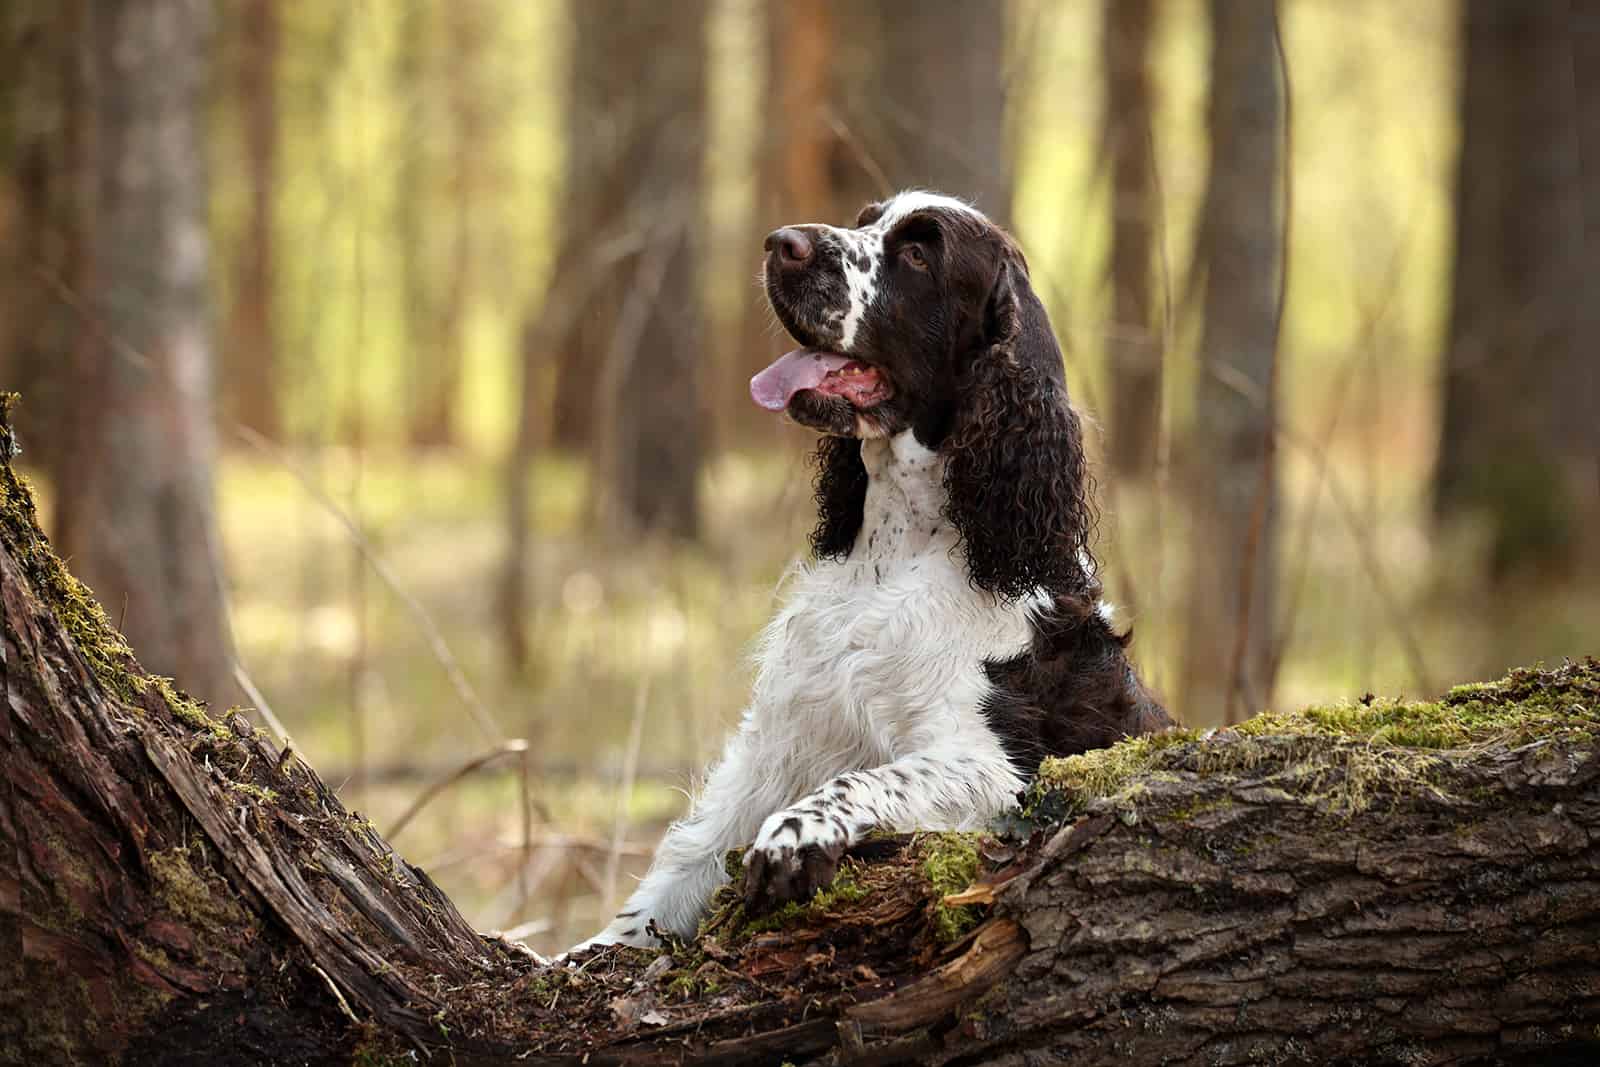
[573,191,1170,951]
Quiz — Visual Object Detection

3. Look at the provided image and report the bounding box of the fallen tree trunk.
[2,397,1598,1066]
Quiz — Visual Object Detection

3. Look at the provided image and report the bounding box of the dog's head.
[754,190,1095,598]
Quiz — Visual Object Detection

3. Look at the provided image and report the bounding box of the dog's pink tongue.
[750,349,852,411]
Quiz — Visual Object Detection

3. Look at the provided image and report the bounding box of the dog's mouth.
[749,349,894,413]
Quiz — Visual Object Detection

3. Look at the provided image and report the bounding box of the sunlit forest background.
[2,0,1595,953]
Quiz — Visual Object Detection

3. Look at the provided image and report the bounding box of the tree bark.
[48,0,236,710]
[5,402,1599,1065]
[1181,0,1282,726]
[1433,1,1594,576]
[1102,0,1162,480]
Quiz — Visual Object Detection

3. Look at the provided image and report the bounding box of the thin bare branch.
[386,739,530,840]
[233,424,504,744]
[232,662,293,752]
[822,110,894,199]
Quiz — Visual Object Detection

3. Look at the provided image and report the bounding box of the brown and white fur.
[573,191,1170,951]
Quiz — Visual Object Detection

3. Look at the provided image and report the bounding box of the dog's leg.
[569,725,777,952]
[741,735,1023,911]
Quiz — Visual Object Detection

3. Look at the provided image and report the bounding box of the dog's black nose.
[764,227,814,269]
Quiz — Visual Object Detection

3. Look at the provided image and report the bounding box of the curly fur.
[809,436,867,560]
[943,257,1097,599]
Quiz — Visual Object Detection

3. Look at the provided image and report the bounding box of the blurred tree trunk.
[395,0,446,449]
[543,3,623,454]
[540,0,706,537]
[1433,1,1593,576]
[1102,0,1162,480]
[407,0,485,450]
[1181,0,1282,726]
[0,1,86,479]
[864,0,1011,222]
[1578,0,1600,506]
[51,0,235,709]
[224,0,280,439]
[395,0,428,442]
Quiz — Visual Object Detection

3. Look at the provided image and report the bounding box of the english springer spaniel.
[574,190,1170,951]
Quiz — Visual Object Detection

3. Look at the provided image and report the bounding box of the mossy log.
[3,399,1599,1066]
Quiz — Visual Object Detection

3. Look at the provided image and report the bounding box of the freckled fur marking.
[818,190,985,353]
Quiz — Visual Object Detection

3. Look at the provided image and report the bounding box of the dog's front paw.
[741,808,848,914]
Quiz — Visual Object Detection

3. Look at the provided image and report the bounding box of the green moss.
[918,832,983,943]
[665,968,723,999]
[726,858,875,939]
[1163,796,1236,821]
[1021,730,1203,827]
[1032,729,1203,809]
[737,900,807,937]
[1026,661,1599,818]
[0,404,228,743]
[1234,662,1598,748]
[229,782,279,803]
[809,862,870,909]
[149,846,248,928]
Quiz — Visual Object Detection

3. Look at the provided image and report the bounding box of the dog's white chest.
[749,434,1038,774]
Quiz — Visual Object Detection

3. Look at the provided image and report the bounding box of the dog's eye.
[900,244,928,270]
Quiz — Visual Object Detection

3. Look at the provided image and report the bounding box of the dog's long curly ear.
[809,435,867,560]
[943,254,1096,598]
